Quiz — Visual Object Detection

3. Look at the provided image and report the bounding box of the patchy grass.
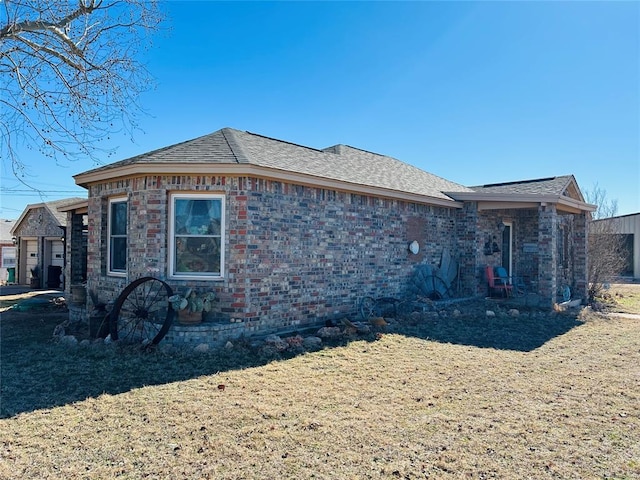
[0,291,47,311]
[597,282,640,315]
[0,288,639,479]
[0,291,66,313]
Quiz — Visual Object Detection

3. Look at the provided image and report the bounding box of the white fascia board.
[445,191,596,213]
[557,196,597,213]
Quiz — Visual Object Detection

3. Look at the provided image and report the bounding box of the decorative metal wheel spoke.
[110,277,175,345]
[359,296,377,320]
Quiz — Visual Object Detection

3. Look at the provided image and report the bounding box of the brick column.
[537,204,557,306]
[456,202,481,297]
[68,212,87,287]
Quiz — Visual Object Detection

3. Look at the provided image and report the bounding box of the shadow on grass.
[0,311,279,419]
[0,302,584,419]
[390,307,584,352]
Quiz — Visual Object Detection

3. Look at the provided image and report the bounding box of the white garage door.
[25,240,38,274]
[24,240,38,283]
[50,240,64,267]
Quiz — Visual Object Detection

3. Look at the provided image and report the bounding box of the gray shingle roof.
[44,197,87,226]
[77,128,473,201]
[11,197,86,235]
[470,176,576,196]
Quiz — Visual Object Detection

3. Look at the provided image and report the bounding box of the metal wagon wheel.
[110,277,175,345]
[359,296,377,320]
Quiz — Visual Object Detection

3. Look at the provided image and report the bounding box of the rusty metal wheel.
[109,277,175,345]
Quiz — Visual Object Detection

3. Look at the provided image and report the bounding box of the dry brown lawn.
[1,285,639,479]
[598,283,640,315]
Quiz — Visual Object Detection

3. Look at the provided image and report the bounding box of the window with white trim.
[169,193,224,279]
[1,246,16,268]
[108,197,128,275]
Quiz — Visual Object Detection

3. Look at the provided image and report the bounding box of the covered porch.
[449,176,595,306]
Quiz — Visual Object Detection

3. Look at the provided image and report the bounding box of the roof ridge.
[220,128,243,164]
[328,144,388,157]
[131,135,205,162]
[244,130,325,153]
[477,176,559,188]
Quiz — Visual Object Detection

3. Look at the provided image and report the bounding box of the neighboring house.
[592,212,640,280]
[72,128,595,340]
[10,198,85,289]
[0,219,17,284]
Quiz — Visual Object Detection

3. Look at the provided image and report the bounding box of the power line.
[0,189,85,193]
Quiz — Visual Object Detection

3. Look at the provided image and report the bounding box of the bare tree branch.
[584,183,619,220]
[0,0,163,177]
[0,0,102,38]
[584,184,627,301]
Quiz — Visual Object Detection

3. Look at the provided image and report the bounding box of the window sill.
[107,271,127,278]
[169,274,225,282]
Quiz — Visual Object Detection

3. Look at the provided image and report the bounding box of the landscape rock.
[339,318,357,329]
[316,326,342,338]
[264,334,289,351]
[354,322,371,334]
[285,335,304,348]
[303,336,323,349]
[369,317,387,327]
[59,335,78,346]
[194,343,209,353]
[486,310,496,317]
[52,321,69,337]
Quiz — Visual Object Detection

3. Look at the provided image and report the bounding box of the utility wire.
[0,189,85,193]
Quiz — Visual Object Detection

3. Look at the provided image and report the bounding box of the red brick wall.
[85,174,459,327]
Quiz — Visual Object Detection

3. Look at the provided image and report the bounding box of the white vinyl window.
[108,197,128,275]
[1,246,16,268]
[169,193,225,279]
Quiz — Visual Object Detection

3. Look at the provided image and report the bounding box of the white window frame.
[1,246,16,268]
[168,192,225,280]
[107,197,128,276]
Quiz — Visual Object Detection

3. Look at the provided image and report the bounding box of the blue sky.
[1,0,638,218]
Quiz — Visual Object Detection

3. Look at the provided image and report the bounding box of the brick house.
[10,198,85,289]
[71,128,594,343]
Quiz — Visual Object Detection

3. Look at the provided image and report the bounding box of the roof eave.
[556,196,597,213]
[444,191,597,213]
[75,163,464,209]
[57,200,89,214]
